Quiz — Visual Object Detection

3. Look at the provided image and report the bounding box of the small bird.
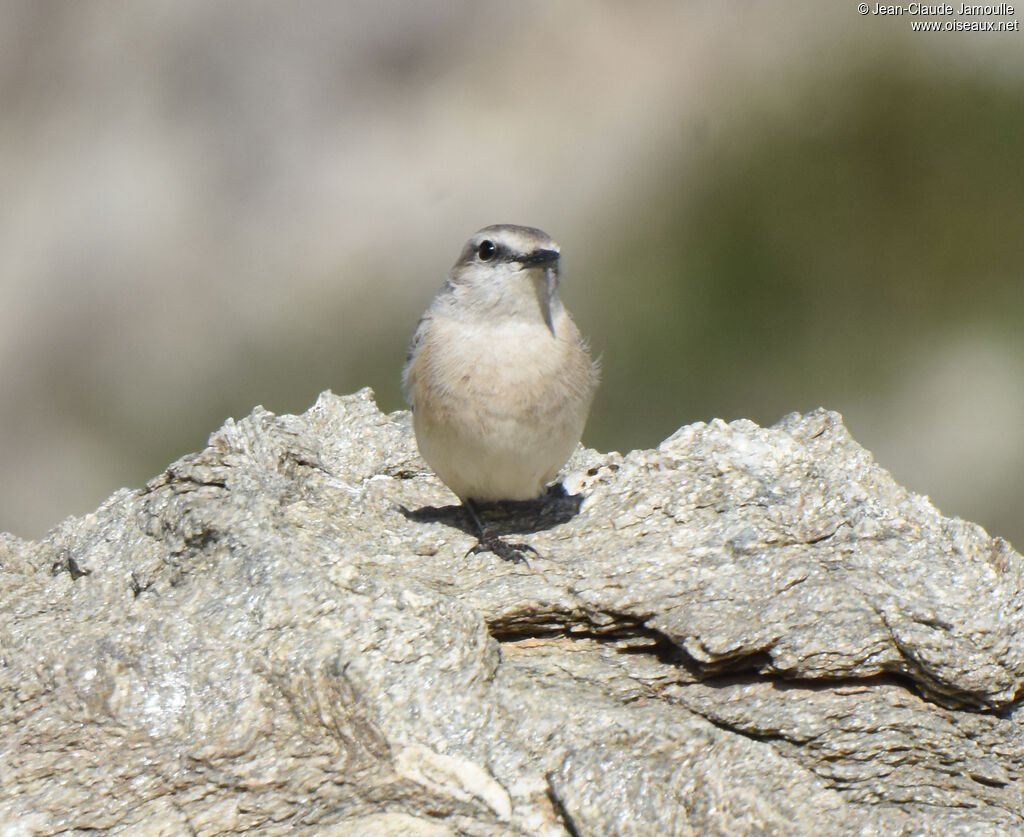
[402,224,599,562]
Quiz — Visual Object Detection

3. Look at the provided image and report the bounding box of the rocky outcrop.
[2,389,1022,835]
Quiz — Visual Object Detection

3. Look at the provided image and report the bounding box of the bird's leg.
[463,499,538,566]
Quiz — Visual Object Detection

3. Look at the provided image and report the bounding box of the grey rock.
[2,389,1022,835]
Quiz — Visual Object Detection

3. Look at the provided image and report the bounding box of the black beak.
[518,248,560,268]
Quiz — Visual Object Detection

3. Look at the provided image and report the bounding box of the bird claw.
[466,537,538,566]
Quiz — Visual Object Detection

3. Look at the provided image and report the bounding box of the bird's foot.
[465,536,538,566]
[462,499,543,565]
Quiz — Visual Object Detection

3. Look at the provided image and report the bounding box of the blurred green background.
[2,1,1022,545]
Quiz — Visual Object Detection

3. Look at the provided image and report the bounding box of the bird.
[402,224,599,562]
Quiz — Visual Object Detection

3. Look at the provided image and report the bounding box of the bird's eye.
[477,240,497,261]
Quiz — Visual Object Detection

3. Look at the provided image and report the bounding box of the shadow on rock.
[398,483,585,539]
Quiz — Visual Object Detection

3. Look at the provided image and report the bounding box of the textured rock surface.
[2,388,1023,835]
